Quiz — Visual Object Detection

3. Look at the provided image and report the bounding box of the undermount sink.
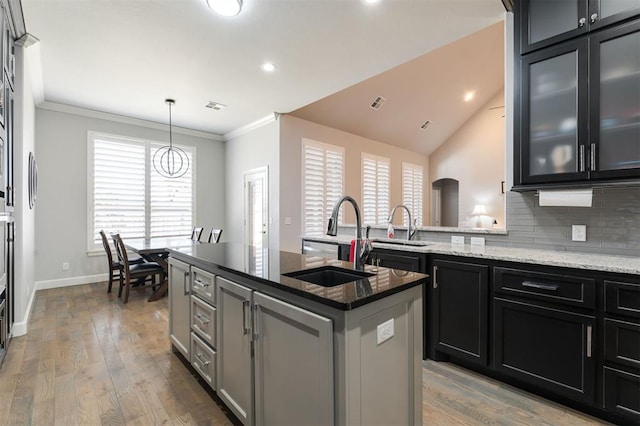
[283,266,375,287]
[371,239,433,247]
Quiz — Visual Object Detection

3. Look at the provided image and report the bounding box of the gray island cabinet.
[167,242,427,426]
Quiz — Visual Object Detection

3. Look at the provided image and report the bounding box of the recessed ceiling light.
[362,0,382,4]
[464,91,475,102]
[261,62,277,72]
[206,0,242,17]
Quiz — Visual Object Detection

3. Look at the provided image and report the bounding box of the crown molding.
[224,113,278,141]
[37,101,225,141]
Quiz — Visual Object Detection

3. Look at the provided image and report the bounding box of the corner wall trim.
[35,273,108,291]
[224,113,276,141]
[11,286,36,337]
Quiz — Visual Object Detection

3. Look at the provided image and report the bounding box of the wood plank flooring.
[0,282,609,425]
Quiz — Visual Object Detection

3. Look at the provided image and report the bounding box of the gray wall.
[34,106,225,285]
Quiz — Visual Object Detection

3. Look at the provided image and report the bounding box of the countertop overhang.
[169,242,428,310]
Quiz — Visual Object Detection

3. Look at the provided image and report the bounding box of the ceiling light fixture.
[362,0,382,4]
[206,0,242,17]
[464,91,475,102]
[206,101,227,111]
[153,99,190,179]
[261,62,277,72]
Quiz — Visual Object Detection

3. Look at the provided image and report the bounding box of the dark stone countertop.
[169,242,428,310]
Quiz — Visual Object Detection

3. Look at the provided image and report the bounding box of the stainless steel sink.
[283,266,375,287]
[371,239,433,247]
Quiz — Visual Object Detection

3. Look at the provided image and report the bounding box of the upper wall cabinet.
[514,1,640,188]
[520,0,640,54]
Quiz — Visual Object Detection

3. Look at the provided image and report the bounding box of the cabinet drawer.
[605,280,640,319]
[191,296,216,348]
[191,332,216,389]
[604,367,640,422]
[605,319,640,370]
[191,267,215,305]
[494,267,595,309]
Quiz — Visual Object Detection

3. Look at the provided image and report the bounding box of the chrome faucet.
[327,195,371,270]
[387,204,417,240]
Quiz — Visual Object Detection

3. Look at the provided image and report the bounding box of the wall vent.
[370,96,386,110]
[420,120,432,130]
[205,101,227,111]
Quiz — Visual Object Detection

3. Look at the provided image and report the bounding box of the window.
[402,162,424,226]
[302,139,344,237]
[88,132,194,251]
[362,153,390,225]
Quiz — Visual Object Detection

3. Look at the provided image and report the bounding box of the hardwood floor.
[1,283,609,425]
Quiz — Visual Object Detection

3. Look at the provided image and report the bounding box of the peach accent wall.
[429,89,506,228]
[279,115,430,253]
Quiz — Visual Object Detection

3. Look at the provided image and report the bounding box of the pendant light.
[153,99,189,179]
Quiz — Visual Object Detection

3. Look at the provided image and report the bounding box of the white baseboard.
[35,273,108,291]
[11,287,36,337]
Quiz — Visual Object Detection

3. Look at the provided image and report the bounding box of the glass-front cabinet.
[517,18,640,186]
[520,0,640,53]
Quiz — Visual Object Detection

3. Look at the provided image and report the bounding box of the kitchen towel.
[349,240,356,262]
[538,189,593,207]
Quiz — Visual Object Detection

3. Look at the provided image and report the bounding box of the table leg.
[140,252,170,302]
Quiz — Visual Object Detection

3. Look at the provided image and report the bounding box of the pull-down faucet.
[388,205,417,240]
[327,196,371,270]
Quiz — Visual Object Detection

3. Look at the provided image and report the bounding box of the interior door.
[244,167,268,277]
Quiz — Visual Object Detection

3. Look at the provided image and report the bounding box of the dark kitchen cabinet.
[603,367,640,421]
[431,258,489,367]
[494,297,596,404]
[519,0,640,54]
[514,2,640,188]
[369,248,425,272]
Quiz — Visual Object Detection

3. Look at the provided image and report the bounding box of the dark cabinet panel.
[603,367,640,422]
[432,259,488,366]
[605,280,640,318]
[370,249,424,273]
[520,0,587,54]
[605,319,640,369]
[494,297,596,404]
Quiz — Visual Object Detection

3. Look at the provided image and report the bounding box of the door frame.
[243,166,269,250]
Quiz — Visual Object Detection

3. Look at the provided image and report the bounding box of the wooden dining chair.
[208,228,223,243]
[191,227,204,241]
[112,234,146,266]
[113,234,165,304]
[99,230,122,293]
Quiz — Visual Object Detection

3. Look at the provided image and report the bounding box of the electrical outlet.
[377,318,394,345]
[451,236,464,244]
[62,262,70,271]
[572,225,587,242]
[470,237,485,246]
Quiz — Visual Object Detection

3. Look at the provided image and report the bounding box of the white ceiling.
[22,0,505,140]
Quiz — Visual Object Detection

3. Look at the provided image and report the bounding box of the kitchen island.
[167,242,427,426]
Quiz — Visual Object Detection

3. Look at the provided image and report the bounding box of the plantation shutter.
[362,153,390,225]
[402,162,424,226]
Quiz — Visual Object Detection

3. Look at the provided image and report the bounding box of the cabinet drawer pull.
[195,351,211,366]
[242,299,251,335]
[194,278,211,287]
[586,325,592,358]
[193,313,210,325]
[433,265,438,289]
[521,281,558,291]
[578,17,586,27]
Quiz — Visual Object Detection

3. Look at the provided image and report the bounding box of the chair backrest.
[99,230,115,265]
[112,234,130,271]
[208,228,223,243]
[191,227,204,241]
[111,234,124,262]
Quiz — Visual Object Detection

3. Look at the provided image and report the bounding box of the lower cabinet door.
[605,319,640,370]
[494,298,596,403]
[603,366,640,422]
[216,277,253,425]
[168,258,191,359]
[253,292,333,426]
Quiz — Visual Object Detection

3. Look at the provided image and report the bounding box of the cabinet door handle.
[590,143,596,172]
[578,17,586,27]
[242,299,251,336]
[586,325,592,358]
[433,265,438,288]
[590,13,598,23]
[579,145,585,172]
[522,281,558,291]
[252,303,260,341]
[184,271,190,295]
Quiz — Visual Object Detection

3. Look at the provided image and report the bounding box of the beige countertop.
[302,235,640,275]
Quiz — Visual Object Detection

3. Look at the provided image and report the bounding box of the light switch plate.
[377,318,394,345]
[451,236,464,244]
[470,237,485,246]
[572,224,587,241]
[284,217,292,225]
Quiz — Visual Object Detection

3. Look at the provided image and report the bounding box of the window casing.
[362,153,390,225]
[302,139,344,237]
[402,162,424,226]
[88,132,195,251]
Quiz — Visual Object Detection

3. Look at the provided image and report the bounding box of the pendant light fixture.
[206,0,242,16]
[153,99,189,179]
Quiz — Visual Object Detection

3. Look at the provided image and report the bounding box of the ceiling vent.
[420,120,432,130]
[370,96,386,110]
[205,101,227,111]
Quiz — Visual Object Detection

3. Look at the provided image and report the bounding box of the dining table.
[124,236,199,302]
